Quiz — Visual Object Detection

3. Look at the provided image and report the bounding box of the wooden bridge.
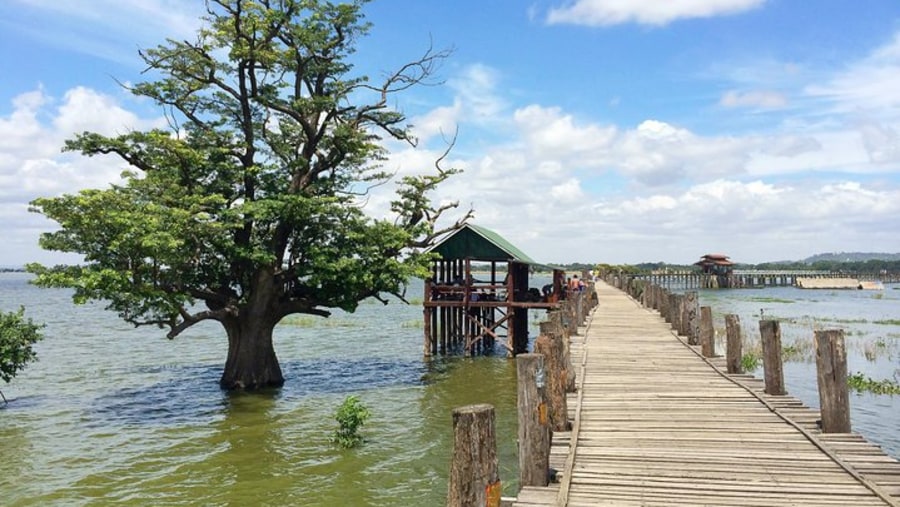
[510,281,900,506]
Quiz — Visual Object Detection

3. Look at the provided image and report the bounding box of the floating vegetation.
[400,319,423,329]
[821,317,869,324]
[279,316,361,328]
[746,297,795,304]
[872,293,884,300]
[847,372,900,395]
[407,297,423,306]
[874,319,900,326]
[862,340,891,362]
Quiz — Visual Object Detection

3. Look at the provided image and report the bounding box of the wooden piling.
[725,314,742,374]
[814,330,851,433]
[699,306,715,357]
[516,354,551,488]
[685,291,699,345]
[543,316,575,393]
[447,404,502,507]
[759,320,786,395]
[534,333,570,432]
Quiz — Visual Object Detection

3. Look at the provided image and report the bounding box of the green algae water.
[0,272,523,506]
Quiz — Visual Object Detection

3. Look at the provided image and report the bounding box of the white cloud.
[806,32,900,114]
[720,90,788,109]
[0,87,166,265]
[546,0,766,27]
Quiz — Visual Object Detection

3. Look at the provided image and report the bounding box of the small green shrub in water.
[847,372,900,395]
[741,352,760,372]
[332,395,371,449]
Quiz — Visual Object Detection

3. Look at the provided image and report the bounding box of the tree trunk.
[219,268,284,390]
[220,317,284,389]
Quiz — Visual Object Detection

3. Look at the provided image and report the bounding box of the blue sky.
[1,0,899,267]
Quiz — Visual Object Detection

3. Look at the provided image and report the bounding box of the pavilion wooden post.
[448,404,502,507]
[759,320,786,395]
[815,330,851,433]
[517,354,551,487]
[699,306,715,357]
[725,314,743,374]
[423,279,433,357]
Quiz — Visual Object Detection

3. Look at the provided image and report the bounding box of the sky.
[1,0,899,267]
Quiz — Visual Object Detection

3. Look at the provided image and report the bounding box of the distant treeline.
[749,259,900,273]
[591,259,900,275]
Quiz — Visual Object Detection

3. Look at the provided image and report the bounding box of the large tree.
[27,0,469,390]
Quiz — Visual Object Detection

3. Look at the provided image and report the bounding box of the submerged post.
[699,306,715,357]
[815,330,851,433]
[759,320,786,395]
[725,314,743,374]
[448,404,501,507]
[516,354,550,487]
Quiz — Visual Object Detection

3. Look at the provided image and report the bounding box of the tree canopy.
[0,308,44,402]
[28,0,469,389]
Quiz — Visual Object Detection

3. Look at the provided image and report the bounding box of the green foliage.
[332,395,371,448]
[847,372,900,395]
[25,0,467,387]
[0,308,44,384]
[741,351,760,372]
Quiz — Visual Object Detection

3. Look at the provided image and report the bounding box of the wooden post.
[759,320,786,395]
[685,291,699,345]
[448,404,502,507]
[534,333,569,431]
[699,306,715,357]
[725,314,742,374]
[815,330,851,433]
[542,320,575,393]
[516,354,550,487]
[666,293,677,324]
[672,295,683,334]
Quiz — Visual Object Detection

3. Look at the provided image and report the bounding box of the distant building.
[694,253,734,276]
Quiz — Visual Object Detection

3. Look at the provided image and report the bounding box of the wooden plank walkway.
[514,281,900,506]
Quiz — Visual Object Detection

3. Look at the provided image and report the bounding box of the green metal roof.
[426,223,542,265]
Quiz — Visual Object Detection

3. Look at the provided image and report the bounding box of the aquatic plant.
[847,372,900,395]
[741,351,760,371]
[874,319,900,326]
[332,395,371,449]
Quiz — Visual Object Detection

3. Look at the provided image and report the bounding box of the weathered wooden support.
[666,293,677,324]
[725,314,742,374]
[814,330,851,433]
[672,294,684,335]
[699,306,715,357]
[541,315,575,393]
[685,291,699,345]
[534,333,569,432]
[759,320,786,395]
[447,404,502,507]
[516,354,551,488]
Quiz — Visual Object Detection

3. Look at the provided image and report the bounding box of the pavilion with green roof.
[422,223,564,357]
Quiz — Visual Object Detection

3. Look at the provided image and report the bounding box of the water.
[699,284,900,459]
[0,272,525,506]
[3,274,899,505]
